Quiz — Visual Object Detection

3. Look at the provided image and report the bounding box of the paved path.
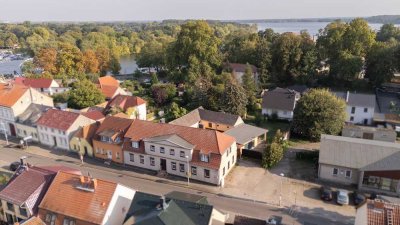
[0,138,354,225]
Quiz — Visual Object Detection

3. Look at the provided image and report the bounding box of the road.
[0,144,353,225]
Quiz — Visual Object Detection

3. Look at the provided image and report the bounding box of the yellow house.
[69,122,100,157]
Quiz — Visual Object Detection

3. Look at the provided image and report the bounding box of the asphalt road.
[0,145,354,225]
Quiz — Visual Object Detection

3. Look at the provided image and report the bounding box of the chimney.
[92,179,98,190]
[160,196,168,210]
[346,91,349,103]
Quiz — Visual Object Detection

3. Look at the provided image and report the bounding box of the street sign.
[23,136,32,141]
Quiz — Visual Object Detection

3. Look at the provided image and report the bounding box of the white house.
[15,103,52,142]
[36,109,95,150]
[261,87,300,121]
[335,91,376,125]
[0,83,53,137]
[15,77,69,95]
[104,95,147,120]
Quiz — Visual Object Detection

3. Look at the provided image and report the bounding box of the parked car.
[9,161,21,171]
[369,192,377,200]
[320,186,333,201]
[354,191,366,205]
[337,189,350,205]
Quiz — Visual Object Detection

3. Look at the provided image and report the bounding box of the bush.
[262,142,284,168]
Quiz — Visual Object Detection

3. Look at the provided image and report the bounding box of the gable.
[146,139,193,149]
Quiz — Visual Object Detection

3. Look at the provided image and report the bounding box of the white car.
[337,189,349,205]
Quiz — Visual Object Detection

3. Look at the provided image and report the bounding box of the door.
[84,146,88,156]
[9,123,16,136]
[6,213,14,223]
[53,136,57,147]
[107,150,112,159]
[160,158,166,171]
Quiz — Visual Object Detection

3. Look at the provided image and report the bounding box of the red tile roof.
[82,110,105,121]
[366,200,400,225]
[39,171,118,225]
[106,94,146,111]
[36,109,80,131]
[74,123,100,143]
[100,85,120,99]
[98,76,119,87]
[0,83,29,107]
[20,216,46,225]
[15,77,54,89]
[95,116,133,141]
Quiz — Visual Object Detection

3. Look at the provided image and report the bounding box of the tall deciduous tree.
[82,50,99,74]
[366,41,398,85]
[68,79,105,109]
[34,48,58,74]
[221,78,248,116]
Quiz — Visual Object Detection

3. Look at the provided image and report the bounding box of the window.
[364,119,368,125]
[74,145,77,150]
[180,151,185,158]
[96,148,100,154]
[150,157,155,166]
[140,155,144,164]
[150,145,155,152]
[228,161,230,170]
[351,107,355,114]
[171,162,176,170]
[170,149,175,155]
[116,152,120,159]
[208,122,212,127]
[6,202,14,211]
[332,168,338,176]
[345,170,352,178]
[132,142,139,148]
[63,218,75,225]
[223,167,225,176]
[201,154,209,162]
[350,116,354,121]
[204,169,210,178]
[45,213,56,225]
[160,147,165,154]
[232,155,235,164]
[101,136,111,143]
[179,163,185,172]
[364,108,368,113]
[51,128,54,133]
[129,153,134,162]
[191,166,197,175]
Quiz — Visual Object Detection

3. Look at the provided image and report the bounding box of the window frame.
[150,157,155,166]
[191,166,197,175]
[204,169,210,178]
[171,162,176,170]
[129,153,134,162]
[132,141,139,148]
[140,155,144,164]
[180,151,185,158]
[332,168,338,176]
[170,149,175,156]
[179,163,185,172]
[150,145,155,152]
[160,147,165,154]
[345,170,352,178]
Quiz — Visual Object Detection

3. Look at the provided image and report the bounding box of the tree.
[109,55,121,75]
[56,43,84,75]
[221,78,248,116]
[96,47,111,75]
[262,137,284,169]
[82,50,99,74]
[68,80,105,109]
[166,102,188,121]
[34,48,58,74]
[376,24,400,42]
[242,64,257,109]
[52,92,69,103]
[366,41,398,85]
[150,73,159,85]
[292,89,346,141]
[151,83,177,106]
[330,50,364,81]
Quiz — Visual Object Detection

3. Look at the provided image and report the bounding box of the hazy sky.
[1,0,400,22]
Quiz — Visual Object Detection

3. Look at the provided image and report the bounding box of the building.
[15,104,52,142]
[318,135,400,196]
[0,83,53,136]
[14,77,69,95]
[96,76,127,100]
[19,216,46,225]
[104,95,146,120]
[355,200,400,225]
[342,124,397,142]
[169,107,244,132]
[70,123,100,157]
[123,191,227,225]
[38,171,135,225]
[36,109,95,150]
[261,88,300,121]
[224,124,267,153]
[81,110,105,122]
[225,63,258,85]
[123,120,236,186]
[335,91,376,125]
[92,116,134,164]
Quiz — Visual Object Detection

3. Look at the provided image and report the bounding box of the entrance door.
[160,159,167,170]
[53,136,57,147]
[9,123,16,136]
[84,146,88,156]
[6,213,14,223]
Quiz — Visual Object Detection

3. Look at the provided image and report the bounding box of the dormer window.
[101,136,112,143]
[115,137,121,143]
[132,142,139,148]
[201,154,209,163]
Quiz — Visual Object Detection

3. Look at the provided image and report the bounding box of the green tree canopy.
[68,79,105,109]
[221,78,248,116]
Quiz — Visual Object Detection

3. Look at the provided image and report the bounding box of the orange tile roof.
[36,109,80,131]
[20,216,46,225]
[74,123,100,142]
[39,171,118,225]
[98,75,119,87]
[82,110,105,121]
[100,85,120,99]
[366,200,400,225]
[125,120,235,155]
[15,77,54,88]
[106,94,146,111]
[0,83,29,107]
[95,116,133,141]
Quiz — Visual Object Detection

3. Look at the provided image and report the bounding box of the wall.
[38,125,70,150]
[354,203,367,225]
[0,200,30,223]
[16,124,39,142]
[342,126,396,142]
[318,164,359,185]
[0,106,15,135]
[199,120,232,132]
[11,88,53,117]
[346,106,374,125]
[136,104,146,121]
[217,143,237,187]
[70,137,94,157]
[38,208,97,225]
[102,184,135,225]
[93,140,124,164]
[262,108,294,120]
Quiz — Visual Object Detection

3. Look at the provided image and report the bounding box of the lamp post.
[279,173,284,207]
[0,122,8,145]
[185,155,190,186]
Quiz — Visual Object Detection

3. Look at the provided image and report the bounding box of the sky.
[1,0,400,22]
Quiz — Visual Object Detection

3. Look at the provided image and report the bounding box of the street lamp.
[279,173,284,207]
[0,122,8,145]
[185,155,190,186]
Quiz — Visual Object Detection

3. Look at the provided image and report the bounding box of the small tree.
[68,79,105,109]
[166,102,188,121]
[262,142,284,169]
[222,78,248,116]
[150,73,159,85]
[242,64,257,109]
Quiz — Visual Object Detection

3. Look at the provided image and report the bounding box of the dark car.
[9,161,21,171]
[320,186,333,201]
[354,192,366,206]
[369,192,377,200]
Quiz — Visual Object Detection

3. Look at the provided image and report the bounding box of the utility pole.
[185,155,190,186]
[279,173,284,207]
[0,122,8,145]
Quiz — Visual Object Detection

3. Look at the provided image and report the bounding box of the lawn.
[244,117,291,143]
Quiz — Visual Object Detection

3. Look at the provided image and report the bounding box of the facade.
[261,88,300,121]
[92,116,134,164]
[14,77,69,95]
[123,120,237,186]
[335,91,376,125]
[318,135,400,196]
[38,171,136,225]
[225,63,258,85]
[342,124,397,142]
[0,83,53,136]
[104,95,147,120]
[169,107,244,132]
[15,103,52,142]
[70,123,100,157]
[355,200,400,225]
[36,109,95,150]
[96,76,127,100]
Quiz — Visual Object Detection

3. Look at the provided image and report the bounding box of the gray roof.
[16,104,52,126]
[334,91,376,108]
[319,135,400,171]
[169,107,243,127]
[262,88,299,111]
[144,134,195,149]
[124,191,213,225]
[224,124,267,145]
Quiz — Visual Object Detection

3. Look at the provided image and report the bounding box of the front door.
[84,146,88,156]
[6,213,14,223]
[9,123,16,136]
[160,158,166,170]
[53,136,57,147]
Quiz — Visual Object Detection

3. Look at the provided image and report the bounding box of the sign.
[23,136,32,141]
